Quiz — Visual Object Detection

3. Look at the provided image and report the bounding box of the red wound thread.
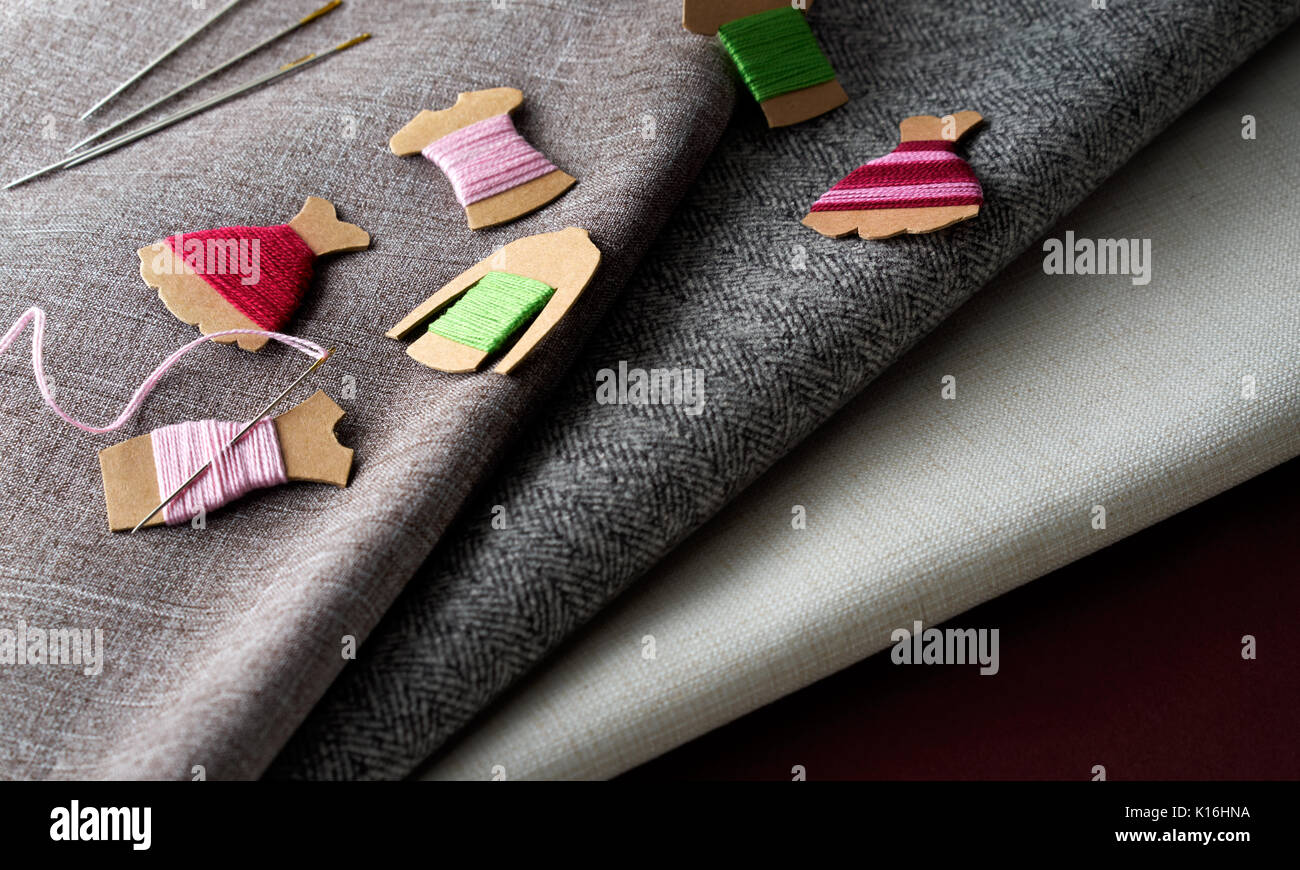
[809,139,984,212]
[166,224,315,330]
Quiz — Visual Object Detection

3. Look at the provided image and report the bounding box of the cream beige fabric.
[420,26,1300,781]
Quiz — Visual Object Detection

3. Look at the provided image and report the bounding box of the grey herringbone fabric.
[0,0,729,779]
[271,0,1300,779]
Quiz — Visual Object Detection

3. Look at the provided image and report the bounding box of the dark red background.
[625,457,1300,780]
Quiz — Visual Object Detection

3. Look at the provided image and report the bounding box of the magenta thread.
[0,306,325,434]
[809,139,984,212]
[151,417,288,525]
[421,113,558,206]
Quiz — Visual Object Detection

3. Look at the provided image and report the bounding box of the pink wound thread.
[151,418,288,525]
[421,113,558,206]
[0,306,325,434]
[166,224,316,331]
[810,139,984,212]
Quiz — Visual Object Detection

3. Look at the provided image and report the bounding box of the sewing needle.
[5,34,371,189]
[79,0,249,120]
[130,348,334,533]
[67,1,343,154]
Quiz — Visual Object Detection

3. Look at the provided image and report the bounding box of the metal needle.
[79,0,248,120]
[67,1,343,153]
[63,55,320,170]
[130,348,334,533]
[6,60,302,188]
[5,34,371,189]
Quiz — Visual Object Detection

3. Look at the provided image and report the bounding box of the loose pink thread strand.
[421,113,558,207]
[0,306,325,434]
[151,417,288,525]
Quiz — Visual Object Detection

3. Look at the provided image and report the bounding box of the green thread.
[717,7,836,104]
[429,271,555,353]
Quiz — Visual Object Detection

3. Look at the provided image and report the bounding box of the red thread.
[166,224,315,330]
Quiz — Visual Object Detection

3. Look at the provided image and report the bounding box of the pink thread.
[0,307,325,434]
[151,417,288,525]
[809,139,984,212]
[165,224,315,330]
[421,113,558,206]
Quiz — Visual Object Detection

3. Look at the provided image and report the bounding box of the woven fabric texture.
[272,1,1300,779]
[420,24,1300,780]
[0,0,731,779]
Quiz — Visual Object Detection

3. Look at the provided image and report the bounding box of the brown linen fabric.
[0,0,731,779]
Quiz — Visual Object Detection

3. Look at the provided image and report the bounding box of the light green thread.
[428,270,555,353]
[717,6,836,104]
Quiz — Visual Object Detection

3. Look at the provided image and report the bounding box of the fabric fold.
[272,0,1300,779]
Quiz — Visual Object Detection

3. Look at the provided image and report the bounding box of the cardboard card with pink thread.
[390,87,576,230]
[99,390,353,531]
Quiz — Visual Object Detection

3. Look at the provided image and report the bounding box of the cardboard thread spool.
[682,0,848,128]
[138,197,370,351]
[99,390,352,531]
[803,112,985,239]
[390,87,577,230]
[387,227,601,375]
